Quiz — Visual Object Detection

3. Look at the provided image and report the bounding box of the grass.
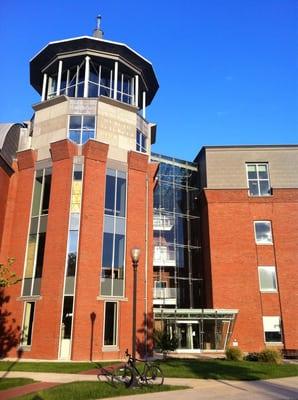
[0,358,297,381]
[0,361,112,374]
[15,381,188,400]
[159,358,298,380]
[0,377,35,391]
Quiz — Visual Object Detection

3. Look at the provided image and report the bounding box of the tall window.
[22,302,35,346]
[68,115,95,145]
[258,267,277,292]
[104,302,118,346]
[117,73,134,104]
[23,169,52,296]
[101,169,126,297]
[136,130,147,153]
[246,163,271,196]
[263,316,282,343]
[254,221,273,244]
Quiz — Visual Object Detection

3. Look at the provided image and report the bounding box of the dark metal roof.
[30,36,159,105]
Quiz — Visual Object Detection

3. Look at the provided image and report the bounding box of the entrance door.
[177,321,200,350]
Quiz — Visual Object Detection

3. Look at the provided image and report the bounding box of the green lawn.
[0,378,35,391]
[0,361,110,374]
[15,381,187,400]
[159,358,298,380]
[0,358,297,381]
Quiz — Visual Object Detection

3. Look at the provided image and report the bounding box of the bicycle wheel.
[112,365,134,387]
[145,365,164,385]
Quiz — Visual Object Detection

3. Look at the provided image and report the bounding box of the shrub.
[244,352,260,362]
[153,329,178,359]
[225,347,243,361]
[259,348,282,364]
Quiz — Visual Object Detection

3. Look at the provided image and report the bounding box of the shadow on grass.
[159,358,298,381]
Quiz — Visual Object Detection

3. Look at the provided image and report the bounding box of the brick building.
[0,24,297,360]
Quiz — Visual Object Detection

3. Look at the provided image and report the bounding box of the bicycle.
[112,349,164,387]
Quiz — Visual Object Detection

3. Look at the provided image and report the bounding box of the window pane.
[104,302,117,346]
[69,130,81,144]
[83,116,95,129]
[114,234,125,269]
[62,296,73,339]
[248,180,259,196]
[68,230,78,253]
[116,176,126,217]
[34,232,46,280]
[102,233,113,269]
[41,173,52,214]
[258,164,268,179]
[88,83,98,97]
[82,130,95,144]
[22,302,35,346]
[247,165,257,179]
[69,116,82,129]
[255,222,272,244]
[259,180,270,196]
[32,174,43,216]
[259,267,277,291]
[105,174,115,215]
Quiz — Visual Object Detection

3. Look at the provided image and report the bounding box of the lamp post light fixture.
[131,247,140,361]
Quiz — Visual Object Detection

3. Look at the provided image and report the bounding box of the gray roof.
[0,123,22,166]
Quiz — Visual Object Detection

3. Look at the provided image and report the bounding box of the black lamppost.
[131,247,140,361]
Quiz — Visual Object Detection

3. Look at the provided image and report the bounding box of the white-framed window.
[103,301,118,346]
[68,115,96,145]
[263,316,282,343]
[258,266,277,292]
[246,163,271,196]
[136,130,147,153]
[154,281,167,289]
[21,302,35,346]
[254,221,273,244]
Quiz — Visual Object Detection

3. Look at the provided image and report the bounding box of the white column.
[142,91,146,119]
[56,60,63,96]
[113,61,118,100]
[66,69,70,96]
[83,56,90,98]
[135,75,139,107]
[41,73,47,101]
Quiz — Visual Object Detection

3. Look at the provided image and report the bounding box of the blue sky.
[0,1,296,161]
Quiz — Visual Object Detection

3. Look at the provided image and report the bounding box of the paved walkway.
[0,382,59,400]
[1,371,298,400]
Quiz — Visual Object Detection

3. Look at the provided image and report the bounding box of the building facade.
[0,26,297,360]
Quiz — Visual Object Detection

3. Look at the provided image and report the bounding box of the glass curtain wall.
[59,158,83,359]
[22,168,52,296]
[151,153,202,309]
[101,169,127,297]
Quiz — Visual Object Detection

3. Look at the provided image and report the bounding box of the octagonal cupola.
[30,17,158,114]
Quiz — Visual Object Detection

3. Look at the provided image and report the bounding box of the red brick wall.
[4,150,37,358]
[71,141,108,361]
[0,158,15,260]
[28,140,77,359]
[203,188,298,352]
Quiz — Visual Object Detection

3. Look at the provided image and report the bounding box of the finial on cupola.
[93,15,104,39]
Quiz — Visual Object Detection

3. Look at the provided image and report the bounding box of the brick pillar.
[119,151,156,358]
[29,140,78,359]
[3,150,37,358]
[71,140,108,361]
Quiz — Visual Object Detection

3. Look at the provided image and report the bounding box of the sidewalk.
[1,371,298,400]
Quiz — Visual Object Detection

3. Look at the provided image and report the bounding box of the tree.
[153,328,178,359]
[0,258,20,287]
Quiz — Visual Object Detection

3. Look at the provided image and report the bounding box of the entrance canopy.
[154,308,238,352]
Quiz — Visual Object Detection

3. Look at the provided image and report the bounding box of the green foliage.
[258,348,283,364]
[244,352,260,362]
[15,382,186,400]
[0,378,35,391]
[153,329,178,357]
[0,258,20,287]
[225,347,243,361]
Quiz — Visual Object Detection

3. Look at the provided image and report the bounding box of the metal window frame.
[246,162,271,197]
[102,300,119,348]
[258,266,278,292]
[254,220,273,245]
